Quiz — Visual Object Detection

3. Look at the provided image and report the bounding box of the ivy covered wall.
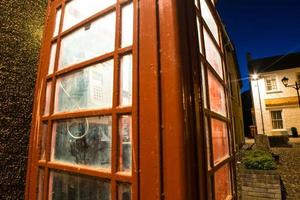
[0,0,47,199]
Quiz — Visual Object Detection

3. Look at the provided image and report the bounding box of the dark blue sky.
[216,0,300,92]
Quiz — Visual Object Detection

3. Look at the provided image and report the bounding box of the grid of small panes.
[194,0,233,199]
[36,0,136,199]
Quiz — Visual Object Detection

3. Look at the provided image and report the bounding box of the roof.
[247,52,300,74]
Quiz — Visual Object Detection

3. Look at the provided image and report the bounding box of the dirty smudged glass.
[117,183,131,200]
[214,164,231,200]
[54,60,113,113]
[51,116,112,169]
[118,115,132,173]
[59,12,115,69]
[48,171,111,200]
[39,122,47,160]
[63,0,116,31]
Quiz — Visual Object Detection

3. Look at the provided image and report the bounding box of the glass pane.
[51,116,112,169]
[44,81,52,115]
[214,164,231,200]
[36,168,44,200]
[59,13,116,69]
[204,30,223,78]
[121,2,133,47]
[205,117,211,169]
[55,60,113,113]
[48,43,57,74]
[208,71,226,116]
[53,9,61,37]
[118,183,131,200]
[201,63,207,108]
[39,122,47,160]
[49,171,111,200]
[118,115,132,173]
[120,54,132,106]
[63,0,116,31]
[200,0,219,42]
[196,16,202,54]
[211,119,229,164]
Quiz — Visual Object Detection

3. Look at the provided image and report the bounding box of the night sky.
[216,0,300,92]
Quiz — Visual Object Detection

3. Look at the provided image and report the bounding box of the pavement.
[271,137,300,200]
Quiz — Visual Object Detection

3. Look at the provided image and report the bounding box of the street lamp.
[281,76,300,107]
[251,74,266,135]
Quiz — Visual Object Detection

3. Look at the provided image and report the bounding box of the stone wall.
[238,168,281,200]
[0,0,47,199]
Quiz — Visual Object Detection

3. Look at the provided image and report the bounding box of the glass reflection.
[44,81,52,115]
[118,115,132,172]
[49,171,111,200]
[51,116,112,169]
[53,9,61,37]
[63,0,116,31]
[208,70,226,116]
[118,183,131,200]
[214,164,231,200]
[48,43,57,74]
[120,54,132,106]
[55,60,113,113]
[59,13,115,69]
[40,123,47,160]
[204,30,223,79]
[36,168,44,200]
[200,0,219,42]
[211,118,229,164]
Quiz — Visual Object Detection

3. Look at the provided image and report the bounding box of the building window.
[265,76,277,91]
[297,73,300,83]
[271,111,283,129]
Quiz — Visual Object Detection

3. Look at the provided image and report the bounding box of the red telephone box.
[26,0,236,199]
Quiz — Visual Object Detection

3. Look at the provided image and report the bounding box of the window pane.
[118,183,131,200]
[118,115,132,173]
[204,30,223,78]
[200,0,219,42]
[53,9,61,37]
[196,16,202,54]
[44,81,52,115]
[121,2,133,47]
[214,164,231,200]
[48,43,57,74]
[48,171,111,200]
[55,60,113,113]
[39,122,47,160]
[211,119,229,164]
[208,71,226,116]
[51,116,112,169]
[59,13,115,69]
[36,168,44,200]
[201,63,207,108]
[63,0,116,31]
[205,117,211,169]
[120,54,132,106]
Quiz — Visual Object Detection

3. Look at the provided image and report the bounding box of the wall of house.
[226,49,245,148]
[0,1,47,199]
[251,67,300,135]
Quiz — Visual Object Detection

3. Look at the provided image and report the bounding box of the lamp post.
[252,74,266,135]
[281,76,300,107]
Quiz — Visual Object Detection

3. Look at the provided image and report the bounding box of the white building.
[248,53,300,136]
